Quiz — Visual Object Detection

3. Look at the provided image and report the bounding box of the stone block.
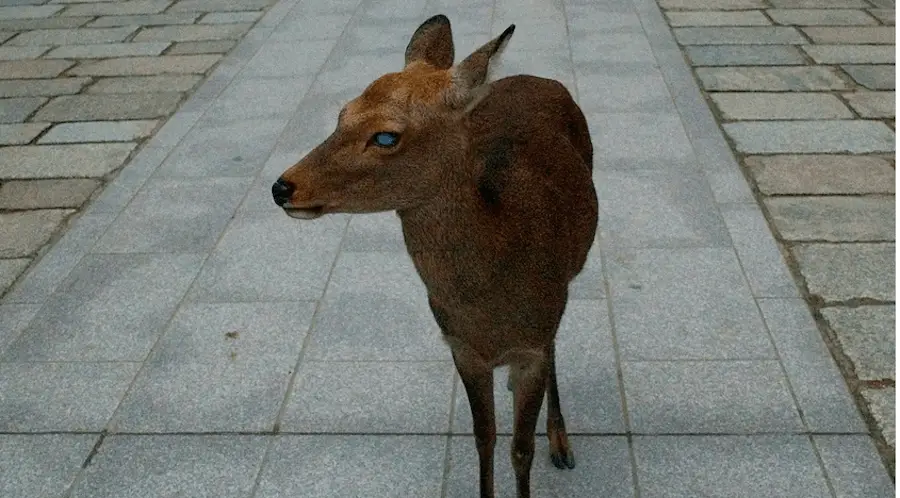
[45,42,170,59]
[0,46,50,61]
[257,436,446,498]
[69,55,221,76]
[822,305,895,381]
[861,388,895,447]
[0,78,89,98]
[792,242,894,302]
[86,74,201,93]
[803,26,895,43]
[803,44,895,64]
[869,9,894,24]
[768,9,879,25]
[659,0,766,8]
[0,362,140,431]
[39,120,157,143]
[634,436,832,497]
[200,11,261,23]
[167,40,235,54]
[844,91,895,118]
[87,13,200,27]
[770,0,871,6]
[746,155,895,194]
[0,434,97,498]
[7,26,136,45]
[696,66,849,90]
[587,112,695,161]
[764,196,895,242]
[0,179,100,209]
[711,92,853,119]
[666,11,770,26]
[33,93,183,121]
[842,64,895,89]
[724,120,894,153]
[0,60,73,79]
[60,0,171,16]
[168,0,273,12]
[814,435,896,497]
[0,5,62,19]
[674,26,806,44]
[0,209,73,258]
[0,17,91,31]
[70,436,267,498]
[685,45,807,65]
[133,23,252,42]
[0,143,135,179]
[622,360,802,433]
[0,97,46,123]
[0,123,48,145]
[720,205,799,297]
[0,259,30,294]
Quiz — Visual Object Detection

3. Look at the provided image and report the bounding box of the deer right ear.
[405,14,455,70]
[444,24,515,110]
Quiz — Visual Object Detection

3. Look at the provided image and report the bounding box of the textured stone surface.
[86,75,202,93]
[666,11,770,26]
[685,45,807,65]
[0,179,100,209]
[0,17,92,31]
[0,78,89,98]
[814,435,896,497]
[39,120,158,143]
[844,91,895,118]
[869,9,894,25]
[0,122,48,145]
[822,305,895,381]
[862,388,895,447]
[0,97,45,123]
[803,44,895,64]
[0,435,96,498]
[0,59,73,79]
[842,65,896,90]
[167,40,235,54]
[803,26,895,44]
[764,196,895,242]
[696,66,849,90]
[87,13,200,27]
[674,26,805,44]
[45,42,170,59]
[793,243,895,302]
[768,9,880,26]
[0,45,50,61]
[770,0,871,6]
[70,55,221,76]
[0,259,30,293]
[0,5,62,19]
[0,143,135,179]
[133,23,252,42]
[7,27,136,46]
[169,0,274,12]
[659,0,766,8]
[711,92,853,119]
[33,93,183,121]
[200,11,261,23]
[60,0,171,16]
[724,120,895,153]
[0,210,73,258]
[746,155,895,195]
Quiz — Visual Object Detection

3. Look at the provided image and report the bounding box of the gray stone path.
[0,0,895,496]
[655,0,896,473]
[0,0,279,297]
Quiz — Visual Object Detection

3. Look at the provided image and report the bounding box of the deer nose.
[271,177,295,207]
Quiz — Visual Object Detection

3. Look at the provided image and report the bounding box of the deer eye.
[371,132,400,148]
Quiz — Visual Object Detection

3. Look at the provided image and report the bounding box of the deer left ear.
[405,14,455,70]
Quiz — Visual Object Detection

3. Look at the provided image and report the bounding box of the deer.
[271,14,598,498]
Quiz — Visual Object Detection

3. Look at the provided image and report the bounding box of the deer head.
[272,15,515,219]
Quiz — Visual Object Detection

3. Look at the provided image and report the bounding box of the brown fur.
[275,15,598,498]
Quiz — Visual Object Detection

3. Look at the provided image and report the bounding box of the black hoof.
[550,449,576,470]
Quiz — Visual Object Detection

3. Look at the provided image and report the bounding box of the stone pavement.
[0,0,280,298]
[655,0,896,474]
[0,0,896,496]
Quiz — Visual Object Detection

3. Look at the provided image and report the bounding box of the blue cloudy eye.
[372,132,399,147]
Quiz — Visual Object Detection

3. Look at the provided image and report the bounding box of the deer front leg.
[511,358,549,498]
[546,341,575,469]
[452,351,497,498]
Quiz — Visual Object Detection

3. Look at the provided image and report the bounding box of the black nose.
[271,177,295,207]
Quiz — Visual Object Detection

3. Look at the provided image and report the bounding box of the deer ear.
[445,24,515,109]
[405,14,455,70]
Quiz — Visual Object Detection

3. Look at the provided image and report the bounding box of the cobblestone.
[869,9,894,24]
[842,65,896,90]
[199,11,261,23]
[822,306,895,381]
[696,66,849,91]
[0,143,135,179]
[0,209,73,258]
[746,155,895,195]
[862,388,895,448]
[793,243,895,302]
[764,196,895,242]
[6,26,136,45]
[0,45,50,60]
[0,17,91,31]
[685,45,807,65]
[32,93,183,122]
[132,23,252,42]
[0,97,45,123]
[724,120,895,153]
[0,5,63,19]
[767,9,879,26]
[0,59,73,78]
[0,123,48,145]
[87,13,200,27]
[843,91,895,118]
[0,78,90,98]
[0,179,100,209]
[710,92,853,120]
[674,26,806,44]
[803,45,895,64]
[666,11,770,27]
[69,54,221,75]
[85,74,201,93]
[39,120,158,143]
[167,39,235,54]
[0,259,30,292]
[59,0,172,17]
[44,42,170,59]
[802,27,894,45]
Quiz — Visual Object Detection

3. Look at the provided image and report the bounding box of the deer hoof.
[550,448,576,470]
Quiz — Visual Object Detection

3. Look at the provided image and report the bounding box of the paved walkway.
[654,0,897,472]
[0,0,895,496]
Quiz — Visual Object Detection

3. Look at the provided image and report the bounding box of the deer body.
[273,16,597,498]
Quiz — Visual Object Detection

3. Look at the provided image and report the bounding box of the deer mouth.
[282,202,326,220]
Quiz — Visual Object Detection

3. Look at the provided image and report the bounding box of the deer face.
[272,15,514,219]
